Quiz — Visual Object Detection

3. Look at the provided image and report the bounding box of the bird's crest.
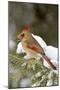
[22,25,29,32]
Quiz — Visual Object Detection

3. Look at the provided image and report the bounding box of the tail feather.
[42,55,57,70]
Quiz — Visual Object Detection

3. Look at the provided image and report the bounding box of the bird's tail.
[42,55,57,70]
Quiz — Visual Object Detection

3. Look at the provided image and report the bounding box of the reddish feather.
[27,45,39,52]
[23,25,29,32]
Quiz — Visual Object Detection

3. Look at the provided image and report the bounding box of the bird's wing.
[27,34,45,54]
[32,34,47,48]
[27,44,57,70]
[27,44,44,54]
[26,35,57,70]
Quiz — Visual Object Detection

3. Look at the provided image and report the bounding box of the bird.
[16,35,58,61]
[17,26,57,70]
[16,33,47,54]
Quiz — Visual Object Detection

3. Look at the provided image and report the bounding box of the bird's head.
[17,25,30,42]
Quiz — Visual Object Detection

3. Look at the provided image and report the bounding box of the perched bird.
[17,26,57,70]
[16,33,47,54]
[16,42,58,72]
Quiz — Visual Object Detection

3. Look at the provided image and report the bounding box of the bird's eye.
[21,33,24,37]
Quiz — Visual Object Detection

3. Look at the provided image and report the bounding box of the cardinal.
[17,26,57,70]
